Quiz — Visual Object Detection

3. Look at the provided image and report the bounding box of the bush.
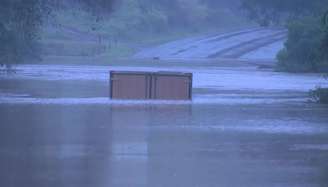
[310,87,328,104]
[277,16,328,72]
[0,0,47,66]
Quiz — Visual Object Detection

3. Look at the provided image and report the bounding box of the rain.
[1,0,328,186]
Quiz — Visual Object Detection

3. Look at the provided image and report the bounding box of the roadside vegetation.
[277,15,328,73]
[0,0,47,70]
[242,0,328,104]
[241,0,328,73]
[42,0,249,60]
[0,0,249,67]
[310,87,328,104]
[0,0,111,68]
[2,1,327,102]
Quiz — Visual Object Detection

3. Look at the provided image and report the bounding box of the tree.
[0,0,116,68]
[241,0,328,26]
[78,0,116,18]
[0,0,47,67]
[241,0,328,73]
[276,16,327,72]
[322,11,328,62]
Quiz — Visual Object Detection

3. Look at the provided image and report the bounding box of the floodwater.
[1,65,328,187]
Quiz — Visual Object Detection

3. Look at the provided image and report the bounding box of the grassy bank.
[39,0,252,61]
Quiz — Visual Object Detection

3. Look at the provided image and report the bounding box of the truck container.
[110,71,192,100]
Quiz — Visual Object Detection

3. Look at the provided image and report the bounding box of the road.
[134,28,287,61]
[1,64,328,186]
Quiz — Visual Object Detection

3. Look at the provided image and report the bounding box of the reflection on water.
[1,104,328,187]
[1,65,328,186]
[1,65,327,91]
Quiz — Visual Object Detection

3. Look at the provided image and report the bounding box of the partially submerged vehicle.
[110,71,193,100]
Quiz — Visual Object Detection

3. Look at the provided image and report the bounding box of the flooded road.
[1,65,328,187]
[134,28,287,60]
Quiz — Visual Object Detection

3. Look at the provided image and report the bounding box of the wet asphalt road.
[134,28,287,60]
[1,65,328,187]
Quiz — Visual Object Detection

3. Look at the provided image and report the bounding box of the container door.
[111,73,150,99]
[152,75,191,100]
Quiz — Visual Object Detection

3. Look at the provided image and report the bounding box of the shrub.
[310,87,328,104]
[277,16,328,72]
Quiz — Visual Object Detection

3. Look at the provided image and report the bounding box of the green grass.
[39,2,252,61]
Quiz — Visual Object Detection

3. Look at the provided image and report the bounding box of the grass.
[39,3,252,61]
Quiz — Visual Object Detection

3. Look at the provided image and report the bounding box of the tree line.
[0,0,115,68]
[0,0,45,68]
[241,0,328,73]
[0,0,245,68]
[1,0,328,73]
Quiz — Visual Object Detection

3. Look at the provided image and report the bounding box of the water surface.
[1,65,328,187]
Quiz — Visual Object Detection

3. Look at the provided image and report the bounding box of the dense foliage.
[50,0,115,16]
[310,87,328,104]
[241,0,328,103]
[1,0,245,67]
[277,16,328,72]
[0,0,116,67]
[103,0,243,36]
[241,0,328,26]
[241,0,328,73]
[0,0,47,67]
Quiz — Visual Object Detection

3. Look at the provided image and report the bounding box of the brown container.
[151,72,192,100]
[110,71,192,100]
